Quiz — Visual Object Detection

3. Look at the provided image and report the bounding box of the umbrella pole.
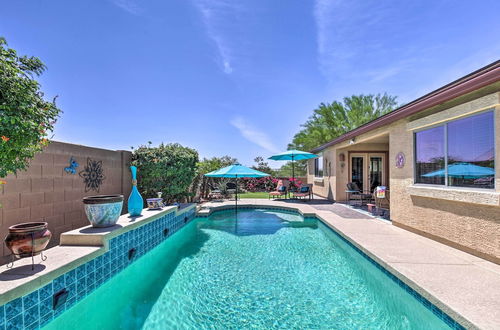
[292,155,295,193]
[235,175,238,214]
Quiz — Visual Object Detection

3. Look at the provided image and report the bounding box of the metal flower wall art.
[79,158,106,192]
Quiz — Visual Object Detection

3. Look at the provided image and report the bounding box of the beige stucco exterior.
[308,89,500,263]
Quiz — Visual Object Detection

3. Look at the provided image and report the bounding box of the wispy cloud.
[110,0,143,15]
[230,117,279,153]
[192,0,243,74]
[313,0,409,84]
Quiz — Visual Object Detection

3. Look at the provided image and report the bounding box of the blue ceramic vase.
[128,166,143,216]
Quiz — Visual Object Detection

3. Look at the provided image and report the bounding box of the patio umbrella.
[205,163,270,211]
[268,150,318,186]
[422,162,494,179]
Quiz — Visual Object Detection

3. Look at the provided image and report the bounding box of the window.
[414,111,495,189]
[314,155,323,177]
[415,126,445,185]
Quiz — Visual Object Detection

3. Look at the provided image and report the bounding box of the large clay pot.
[5,222,52,259]
[83,195,124,228]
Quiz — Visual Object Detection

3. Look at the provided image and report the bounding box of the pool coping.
[0,204,195,306]
[199,200,500,330]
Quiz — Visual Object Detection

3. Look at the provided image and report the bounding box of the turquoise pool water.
[45,208,451,329]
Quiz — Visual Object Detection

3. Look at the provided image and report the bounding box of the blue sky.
[2,0,499,167]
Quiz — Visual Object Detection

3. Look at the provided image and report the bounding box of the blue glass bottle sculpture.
[128,166,143,216]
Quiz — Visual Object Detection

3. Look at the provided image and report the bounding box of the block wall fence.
[0,141,132,264]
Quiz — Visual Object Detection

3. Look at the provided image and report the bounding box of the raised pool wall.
[308,88,500,265]
[0,141,133,265]
[0,204,196,330]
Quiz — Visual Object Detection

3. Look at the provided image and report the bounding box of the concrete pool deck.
[200,199,500,330]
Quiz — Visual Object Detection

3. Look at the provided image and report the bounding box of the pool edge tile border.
[199,204,470,330]
[0,205,197,330]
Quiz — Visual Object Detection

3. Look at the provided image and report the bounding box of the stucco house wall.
[390,92,500,263]
[308,90,500,263]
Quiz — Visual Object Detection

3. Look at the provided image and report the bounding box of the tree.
[0,37,61,179]
[252,156,275,175]
[195,155,237,199]
[130,143,199,203]
[276,161,307,178]
[289,93,397,151]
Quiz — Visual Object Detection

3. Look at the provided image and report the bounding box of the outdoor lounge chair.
[292,184,313,200]
[269,185,288,199]
[373,186,390,216]
[345,182,373,205]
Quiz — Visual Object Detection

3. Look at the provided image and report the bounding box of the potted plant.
[83,195,124,227]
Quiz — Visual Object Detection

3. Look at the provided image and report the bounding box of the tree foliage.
[252,156,275,176]
[130,143,199,203]
[0,37,61,178]
[275,160,307,178]
[289,93,397,151]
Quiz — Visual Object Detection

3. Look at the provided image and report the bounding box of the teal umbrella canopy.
[422,162,494,179]
[268,150,318,161]
[268,150,318,187]
[204,163,269,212]
[205,163,270,178]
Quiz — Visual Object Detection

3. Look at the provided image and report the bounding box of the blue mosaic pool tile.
[39,297,53,319]
[318,217,465,330]
[85,259,95,274]
[76,265,86,280]
[0,206,198,329]
[39,283,53,299]
[76,280,87,297]
[67,283,77,300]
[22,291,39,311]
[25,320,39,330]
[0,305,5,330]
[87,282,96,293]
[53,302,65,318]
[95,255,103,269]
[64,269,77,286]
[23,305,39,328]
[40,310,53,328]
[6,314,23,330]
[5,297,22,320]
[53,275,65,293]
[65,296,77,310]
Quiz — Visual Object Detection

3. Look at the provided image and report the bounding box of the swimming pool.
[44,208,455,329]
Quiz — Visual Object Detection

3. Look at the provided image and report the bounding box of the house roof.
[311,60,500,153]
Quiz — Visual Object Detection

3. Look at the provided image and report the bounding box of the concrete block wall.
[0,141,132,264]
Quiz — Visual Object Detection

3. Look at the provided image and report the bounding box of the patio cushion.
[300,186,309,193]
[269,191,285,195]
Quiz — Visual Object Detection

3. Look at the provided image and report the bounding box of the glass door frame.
[348,151,388,193]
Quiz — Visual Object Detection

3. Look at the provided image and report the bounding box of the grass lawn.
[238,191,269,199]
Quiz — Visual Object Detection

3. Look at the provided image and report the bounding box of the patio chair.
[292,184,313,200]
[207,184,224,201]
[373,186,390,216]
[269,183,288,199]
[345,182,373,205]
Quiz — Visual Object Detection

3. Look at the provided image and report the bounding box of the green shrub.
[0,37,61,179]
[131,143,199,203]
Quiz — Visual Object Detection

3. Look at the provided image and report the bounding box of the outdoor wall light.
[349,138,356,145]
[339,153,346,172]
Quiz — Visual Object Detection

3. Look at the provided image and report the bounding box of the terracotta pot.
[83,195,124,228]
[5,222,52,259]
